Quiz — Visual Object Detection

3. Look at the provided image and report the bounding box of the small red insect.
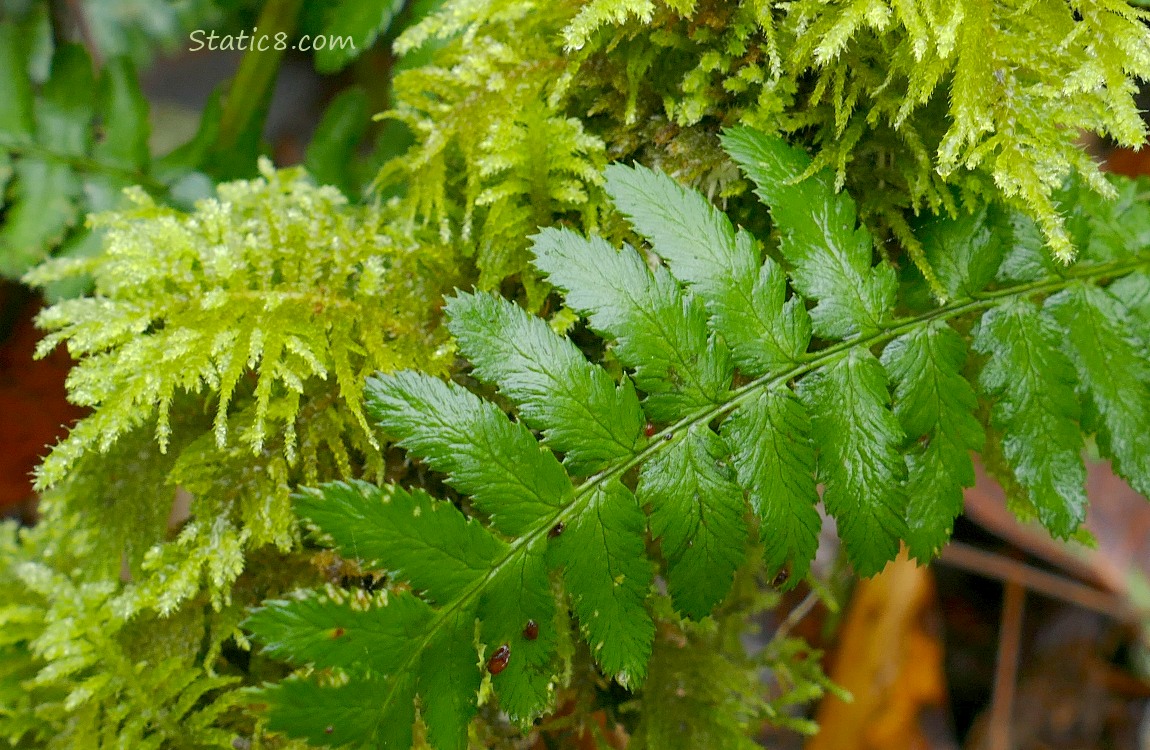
[644,422,657,438]
[331,627,346,639]
[324,725,334,735]
[487,643,511,674]
[548,522,565,538]
[523,620,539,641]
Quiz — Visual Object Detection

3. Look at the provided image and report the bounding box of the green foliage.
[0,16,155,284]
[0,162,454,746]
[881,321,982,560]
[628,577,840,748]
[377,0,1150,290]
[974,297,1087,535]
[26,159,453,589]
[312,0,406,73]
[249,129,1150,746]
[9,0,1150,746]
[0,0,448,284]
[30,161,445,485]
[0,518,242,749]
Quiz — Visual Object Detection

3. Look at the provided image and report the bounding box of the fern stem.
[209,0,303,178]
[2,142,169,195]
[386,251,1150,684]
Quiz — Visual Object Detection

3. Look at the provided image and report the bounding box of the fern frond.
[251,129,1150,745]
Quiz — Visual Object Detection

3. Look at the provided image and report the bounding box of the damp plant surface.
[4,0,1150,748]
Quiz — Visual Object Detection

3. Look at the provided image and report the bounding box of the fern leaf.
[637,426,748,619]
[476,542,558,723]
[260,676,415,747]
[445,291,644,475]
[1046,283,1150,497]
[882,321,983,560]
[604,163,810,375]
[419,605,484,750]
[974,298,1086,536]
[553,479,654,687]
[365,371,571,536]
[722,386,821,582]
[0,43,90,277]
[721,127,897,339]
[1110,270,1150,334]
[249,593,479,749]
[800,347,908,575]
[918,206,1006,300]
[246,590,434,674]
[996,210,1063,285]
[531,227,732,421]
[297,481,507,603]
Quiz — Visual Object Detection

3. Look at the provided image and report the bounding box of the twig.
[937,541,1138,623]
[771,589,820,644]
[988,580,1025,750]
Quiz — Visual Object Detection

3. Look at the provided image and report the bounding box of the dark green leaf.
[637,426,748,619]
[478,541,557,723]
[366,371,571,536]
[974,298,1086,536]
[1109,271,1150,333]
[800,348,908,575]
[721,127,896,338]
[996,210,1061,284]
[552,480,654,688]
[446,291,643,475]
[918,206,1005,300]
[260,675,415,748]
[1047,283,1150,497]
[418,606,482,750]
[531,227,732,421]
[296,480,506,603]
[245,591,433,674]
[882,321,983,560]
[605,163,810,375]
[722,386,821,581]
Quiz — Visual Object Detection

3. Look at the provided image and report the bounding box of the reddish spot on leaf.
[331,627,346,638]
[487,643,510,674]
